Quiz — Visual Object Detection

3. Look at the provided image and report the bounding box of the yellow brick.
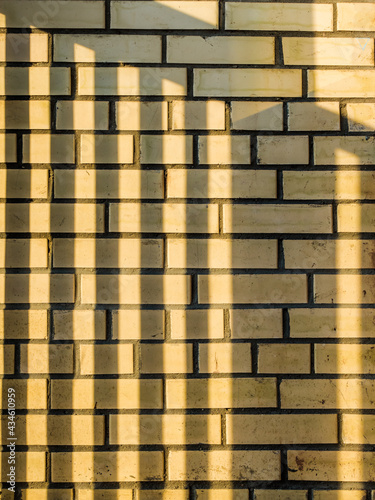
[167,238,277,269]
[258,344,310,374]
[137,492,188,500]
[0,310,47,339]
[0,345,14,374]
[54,34,161,63]
[0,239,48,268]
[342,414,375,444]
[166,378,276,408]
[52,451,163,482]
[197,491,248,500]
[0,452,45,482]
[231,101,283,131]
[109,414,221,445]
[281,379,375,409]
[80,344,133,375]
[0,33,48,62]
[168,36,274,64]
[194,69,302,97]
[199,343,251,373]
[284,239,375,269]
[0,274,74,303]
[254,492,307,500]
[53,238,163,268]
[168,450,280,481]
[348,103,375,131]
[0,100,50,129]
[288,102,340,131]
[225,2,333,31]
[338,204,375,232]
[23,134,74,164]
[54,310,106,340]
[141,135,192,164]
[283,37,373,66]
[223,204,332,233]
[80,134,133,164]
[52,379,163,409]
[117,101,168,130]
[78,67,187,96]
[0,169,48,199]
[227,414,337,445]
[309,70,375,98]
[257,136,309,165]
[0,67,71,96]
[0,380,46,409]
[21,344,73,373]
[170,309,224,339]
[81,274,191,305]
[315,344,375,374]
[0,134,16,162]
[109,203,219,233]
[172,101,225,130]
[290,308,375,338]
[315,274,375,304]
[23,490,73,500]
[338,3,375,31]
[199,275,307,304]
[55,170,163,199]
[141,343,193,373]
[230,309,283,339]
[111,1,218,29]
[314,492,366,500]
[56,101,109,130]
[288,451,375,482]
[315,136,375,165]
[199,136,251,165]
[78,492,132,500]
[113,310,164,340]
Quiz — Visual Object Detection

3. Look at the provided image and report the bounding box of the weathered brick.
[0,33,48,62]
[21,344,73,373]
[172,101,225,130]
[113,310,165,340]
[338,203,375,232]
[348,103,375,131]
[56,101,109,130]
[54,310,106,340]
[0,67,71,96]
[0,345,14,374]
[0,274,74,303]
[170,309,224,340]
[258,343,310,374]
[254,492,307,500]
[137,493,188,500]
[199,136,251,165]
[0,379,47,409]
[338,3,375,31]
[257,136,309,165]
[0,169,48,198]
[199,343,251,373]
[117,101,168,130]
[0,239,48,268]
[313,492,366,500]
[80,134,133,164]
[315,136,375,165]
[0,100,50,129]
[315,344,375,374]
[0,452,45,482]
[342,414,375,444]
[230,309,283,339]
[77,492,132,500]
[141,135,192,164]
[23,134,74,164]
[288,102,340,131]
[314,274,375,304]
[23,490,73,500]
[197,491,248,500]
[140,343,193,373]
[0,134,16,162]
[309,70,375,98]
[231,101,283,131]
[80,344,133,374]
[0,310,47,339]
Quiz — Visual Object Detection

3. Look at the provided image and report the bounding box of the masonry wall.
[1,0,375,499]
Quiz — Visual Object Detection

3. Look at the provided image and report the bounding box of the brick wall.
[1,0,375,498]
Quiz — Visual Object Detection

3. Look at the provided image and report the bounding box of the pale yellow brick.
[288,451,375,482]
[283,37,373,66]
[0,345,14,374]
[80,344,133,374]
[21,344,73,373]
[113,310,165,340]
[109,203,219,233]
[0,380,47,410]
[315,274,375,304]
[342,415,375,444]
[0,169,48,198]
[315,344,375,374]
[170,309,224,339]
[315,136,375,165]
[109,414,221,445]
[54,34,161,63]
[288,102,340,132]
[23,490,73,500]
[199,343,251,373]
[194,69,302,98]
[0,203,104,233]
[141,135,192,164]
[230,309,283,339]
[117,101,168,130]
[254,492,307,500]
[55,170,163,199]
[52,379,163,409]
[309,70,375,98]
[168,36,274,64]
[257,136,309,165]
[140,343,193,373]
[0,67,71,96]
[348,103,375,131]
[111,1,218,29]
[80,134,133,164]
[338,204,375,232]
[0,310,47,339]
[23,134,74,164]
[0,134,16,162]
[226,2,333,31]
[166,378,277,408]
[258,343,310,374]
[81,274,191,305]
[223,204,332,234]
[281,379,375,409]
[78,492,132,500]
[137,492,188,500]
[227,414,337,444]
[167,169,276,199]
[0,239,48,268]
[52,451,163,482]
[78,67,187,96]
[199,136,250,165]
[338,3,375,31]
[0,452,45,482]
[53,238,163,268]
[172,101,225,130]
[314,491,366,500]
[231,101,283,131]
[0,33,48,62]
[0,274,74,303]
[197,491,248,500]
[167,238,277,269]
[169,450,280,481]
[54,310,106,340]
[56,101,109,130]
[0,100,50,129]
